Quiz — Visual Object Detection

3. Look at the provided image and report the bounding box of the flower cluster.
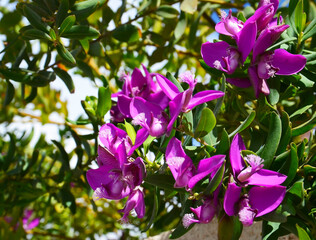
[85,0,305,230]
[202,0,306,97]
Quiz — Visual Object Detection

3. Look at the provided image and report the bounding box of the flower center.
[237,154,264,183]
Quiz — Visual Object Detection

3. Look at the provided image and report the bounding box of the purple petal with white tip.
[156,74,180,100]
[249,185,286,217]
[247,169,287,186]
[186,90,225,110]
[272,49,307,75]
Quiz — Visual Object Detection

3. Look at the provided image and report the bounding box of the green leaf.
[4,133,16,171]
[180,0,197,14]
[143,187,159,232]
[25,87,37,103]
[49,28,56,40]
[143,135,156,155]
[97,86,111,118]
[59,15,76,36]
[203,162,225,195]
[27,71,56,87]
[288,180,304,204]
[53,67,75,93]
[218,215,243,240]
[156,5,179,19]
[56,43,76,64]
[276,111,292,155]
[194,108,216,138]
[56,0,69,27]
[4,80,15,106]
[59,186,76,214]
[174,12,187,40]
[228,111,256,138]
[294,0,306,33]
[280,143,299,186]
[72,0,106,21]
[23,4,50,33]
[216,129,230,154]
[61,25,100,39]
[292,111,316,137]
[302,18,316,41]
[166,72,183,92]
[21,29,52,40]
[296,224,311,240]
[259,112,282,168]
[52,140,70,171]
[80,39,90,53]
[145,174,185,192]
[290,104,312,118]
[124,121,136,144]
[112,24,140,43]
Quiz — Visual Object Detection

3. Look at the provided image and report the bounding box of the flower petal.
[253,25,289,61]
[187,155,225,189]
[223,182,242,216]
[272,49,306,75]
[128,128,149,155]
[201,41,231,71]
[248,66,270,98]
[86,165,117,190]
[186,90,225,110]
[237,21,257,63]
[249,185,286,217]
[156,74,180,100]
[230,134,246,177]
[167,93,184,134]
[247,169,287,186]
[226,78,252,88]
[117,94,132,117]
[97,145,118,167]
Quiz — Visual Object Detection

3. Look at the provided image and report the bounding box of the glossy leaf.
[61,25,100,39]
[194,108,216,138]
[280,143,299,186]
[259,112,282,168]
[56,44,76,64]
[53,67,75,93]
[97,86,111,118]
[59,15,76,36]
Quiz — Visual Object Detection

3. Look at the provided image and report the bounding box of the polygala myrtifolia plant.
[1,0,316,239]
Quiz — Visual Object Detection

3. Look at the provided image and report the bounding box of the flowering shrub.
[1,0,316,239]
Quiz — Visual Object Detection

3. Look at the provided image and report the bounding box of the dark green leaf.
[228,111,256,138]
[25,87,37,103]
[61,25,100,39]
[218,215,243,240]
[216,129,230,154]
[292,112,316,137]
[276,111,292,155]
[59,187,76,214]
[145,174,185,192]
[21,29,52,40]
[156,5,179,19]
[259,112,282,168]
[72,0,106,20]
[203,162,225,195]
[23,4,50,33]
[53,67,75,93]
[56,43,76,64]
[112,24,140,43]
[302,18,316,41]
[4,80,15,106]
[56,0,69,27]
[280,143,299,186]
[52,140,70,171]
[27,71,56,87]
[59,15,76,36]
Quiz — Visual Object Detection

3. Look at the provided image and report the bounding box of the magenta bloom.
[157,71,224,134]
[119,188,145,223]
[165,137,225,190]
[182,196,218,228]
[22,210,40,230]
[130,97,169,138]
[114,65,168,118]
[223,134,287,226]
[87,124,146,200]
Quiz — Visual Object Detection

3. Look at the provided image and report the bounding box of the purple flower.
[182,196,218,228]
[119,188,145,223]
[130,97,169,137]
[22,210,40,230]
[223,134,287,225]
[114,65,169,118]
[215,10,244,40]
[165,137,225,190]
[87,152,146,200]
[157,72,224,134]
[87,124,146,200]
